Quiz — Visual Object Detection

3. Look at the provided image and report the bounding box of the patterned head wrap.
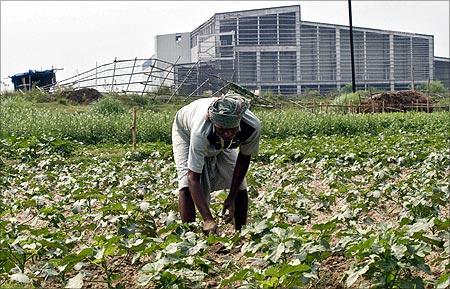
[208,93,250,128]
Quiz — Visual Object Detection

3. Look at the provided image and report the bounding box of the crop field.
[0,95,449,289]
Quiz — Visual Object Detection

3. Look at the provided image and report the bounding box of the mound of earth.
[361,90,433,112]
[60,88,102,104]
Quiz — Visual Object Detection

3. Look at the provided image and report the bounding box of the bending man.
[172,93,261,234]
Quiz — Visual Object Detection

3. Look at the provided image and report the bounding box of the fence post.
[126,57,138,93]
[382,101,385,113]
[142,59,155,96]
[319,102,322,113]
[111,57,117,93]
[76,69,80,89]
[95,62,98,90]
[131,107,137,150]
[371,98,374,113]
[426,99,429,113]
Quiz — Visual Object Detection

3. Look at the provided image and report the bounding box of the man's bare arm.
[187,170,214,222]
[228,153,251,201]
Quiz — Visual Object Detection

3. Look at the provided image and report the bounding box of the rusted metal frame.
[209,70,236,97]
[141,59,156,96]
[110,58,118,92]
[56,57,175,84]
[58,67,174,91]
[126,57,138,93]
[211,82,230,97]
[184,78,209,102]
[167,60,200,103]
[57,81,160,91]
[153,56,181,100]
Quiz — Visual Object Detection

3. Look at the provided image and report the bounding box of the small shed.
[10,69,56,91]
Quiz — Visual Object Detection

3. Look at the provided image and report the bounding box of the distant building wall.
[156,5,439,96]
[155,32,191,65]
[153,32,191,89]
[434,57,450,88]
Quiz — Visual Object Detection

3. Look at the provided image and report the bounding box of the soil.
[360,90,433,113]
[60,88,103,104]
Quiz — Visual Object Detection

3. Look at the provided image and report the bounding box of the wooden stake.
[426,99,429,113]
[382,101,385,113]
[131,107,137,150]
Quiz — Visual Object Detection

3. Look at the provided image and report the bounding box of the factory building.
[434,57,450,88]
[153,5,446,95]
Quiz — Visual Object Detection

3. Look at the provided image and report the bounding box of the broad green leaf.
[391,243,407,260]
[94,248,104,260]
[264,263,311,278]
[437,273,450,289]
[10,273,31,284]
[271,242,285,263]
[220,268,252,287]
[413,233,444,248]
[65,272,84,289]
[346,264,370,287]
[408,219,433,235]
[254,220,268,234]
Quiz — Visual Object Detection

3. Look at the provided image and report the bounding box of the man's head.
[208,93,250,141]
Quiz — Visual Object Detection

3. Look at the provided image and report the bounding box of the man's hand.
[221,198,235,223]
[203,219,218,235]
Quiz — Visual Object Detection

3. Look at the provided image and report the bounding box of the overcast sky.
[1,1,449,89]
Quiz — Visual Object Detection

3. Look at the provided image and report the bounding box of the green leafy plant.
[91,96,126,115]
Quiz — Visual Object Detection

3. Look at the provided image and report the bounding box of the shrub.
[340,83,354,94]
[261,90,274,99]
[91,96,126,115]
[28,87,54,102]
[0,95,33,109]
[156,85,171,95]
[417,80,447,94]
[128,94,150,107]
[332,92,361,105]
[303,89,320,98]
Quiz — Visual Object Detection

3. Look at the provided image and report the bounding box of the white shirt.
[173,97,261,173]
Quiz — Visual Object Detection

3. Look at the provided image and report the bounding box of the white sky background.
[1,1,449,90]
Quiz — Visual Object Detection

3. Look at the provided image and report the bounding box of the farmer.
[172,93,261,234]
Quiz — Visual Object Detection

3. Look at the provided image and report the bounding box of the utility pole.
[348,0,356,93]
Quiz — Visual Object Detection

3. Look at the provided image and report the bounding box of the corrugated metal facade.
[434,57,450,88]
[166,5,438,95]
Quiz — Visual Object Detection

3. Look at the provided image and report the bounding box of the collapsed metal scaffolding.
[47,58,174,94]
[46,57,236,99]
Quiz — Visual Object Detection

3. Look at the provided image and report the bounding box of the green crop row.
[0,131,448,288]
[1,97,449,144]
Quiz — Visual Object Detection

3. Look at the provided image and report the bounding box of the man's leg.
[234,189,248,230]
[179,187,195,222]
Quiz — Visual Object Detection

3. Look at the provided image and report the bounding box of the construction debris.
[360,90,433,112]
[60,88,102,104]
